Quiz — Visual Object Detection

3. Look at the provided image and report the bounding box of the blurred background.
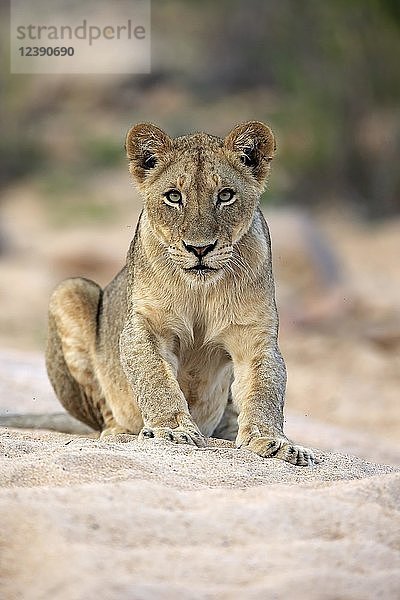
[0,0,399,446]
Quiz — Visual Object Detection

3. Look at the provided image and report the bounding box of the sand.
[0,350,399,599]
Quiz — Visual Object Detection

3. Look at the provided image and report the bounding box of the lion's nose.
[183,240,217,258]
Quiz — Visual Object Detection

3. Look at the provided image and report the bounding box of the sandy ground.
[1,432,399,600]
[0,350,399,600]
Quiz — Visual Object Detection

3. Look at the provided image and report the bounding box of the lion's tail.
[0,413,93,434]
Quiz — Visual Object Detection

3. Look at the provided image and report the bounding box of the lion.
[45,121,315,466]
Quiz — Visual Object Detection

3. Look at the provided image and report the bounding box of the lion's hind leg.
[46,277,110,432]
[213,398,238,441]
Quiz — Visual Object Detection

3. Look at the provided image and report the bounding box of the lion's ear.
[125,123,172,183]
[224,121,276,183]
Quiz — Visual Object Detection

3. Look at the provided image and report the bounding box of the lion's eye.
[217,188,235,205]
[164,189,182,206]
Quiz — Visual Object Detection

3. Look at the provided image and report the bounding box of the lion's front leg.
[225,326,316,467]
[120,312,205,448]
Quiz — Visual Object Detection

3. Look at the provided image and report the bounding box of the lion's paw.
[139,425,206,448]
[239,436,317,467]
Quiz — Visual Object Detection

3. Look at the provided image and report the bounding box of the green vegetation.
[80,137,122,168]
[38,170,119,227]
[1,0,399,218]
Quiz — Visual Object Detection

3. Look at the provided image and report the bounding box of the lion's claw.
[139,425,206,447]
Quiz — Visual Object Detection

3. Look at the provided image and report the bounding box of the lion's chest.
[171,323,233,436]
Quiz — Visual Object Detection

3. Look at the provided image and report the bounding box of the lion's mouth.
[185,263,217,274]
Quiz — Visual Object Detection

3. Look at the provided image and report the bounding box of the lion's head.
[125,121,275,281]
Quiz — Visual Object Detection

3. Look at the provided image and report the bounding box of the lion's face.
[125,121,275,281]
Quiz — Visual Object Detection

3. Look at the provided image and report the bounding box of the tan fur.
[46,121,315,466]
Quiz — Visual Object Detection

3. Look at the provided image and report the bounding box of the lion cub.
[46,121,315,466]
